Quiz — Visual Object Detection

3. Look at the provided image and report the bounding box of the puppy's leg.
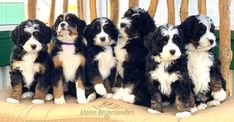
[6,70,23,103]
[93,76,107,96]
[103,79,113,98]
[53,78,65,104]
[32,83,49,104]
[76,78,88,104]
[210,79,226,103]
[175,95,192,118]
[147,92,163,114]
[189,93,198,113]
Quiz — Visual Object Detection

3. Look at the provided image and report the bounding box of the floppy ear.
[110,22,119,41]
[11,26,21,45]
[178,16,196,42]
[83,25,91,43]
[77,19,86,36]
[43,26,52,44]
[141,11,156,37]
[144,32,154,50]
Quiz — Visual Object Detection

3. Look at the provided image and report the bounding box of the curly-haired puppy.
[84,17,118,98]
[178,15,226,110]
[6,19,53,104]
[51,13,94,104]
[145,25,196,118]
[113,7,156,106]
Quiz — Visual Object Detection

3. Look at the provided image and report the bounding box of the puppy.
[178,15,226,110]
[51,13,92,104]
[84,17,118,98]
[113,7,156,106]
[7,19,53,104]
[145,25,196,118]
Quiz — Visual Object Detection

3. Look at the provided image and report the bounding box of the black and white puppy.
[113,7,156,106]
[178,15,226,110]
[51,13,93,104]
[145,25,196,118]
[7,19,53,104]
[84,17,118,98]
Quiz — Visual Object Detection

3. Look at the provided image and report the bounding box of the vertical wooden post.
[89,0,97,21]
[77,0,84,20]
[129,0,139,8]
[27,0,37,19]
[63,0,68,13]
[180,0,189,22]
[110,0,119,25]
[219,0,232,96]
[198,0,207,15]
[48,0,56,52]
[147,0,159,18]
[167,0,175,25]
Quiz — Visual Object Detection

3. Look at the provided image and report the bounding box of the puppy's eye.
[34,26,40,30]
[173,35,179,43]
[25,33,31,37]
[96,26,101,30]
[162,38,168,45]
[33,32,40,37]
[59,17,63,21]
[103,25,107,30]
[210,25,215,33]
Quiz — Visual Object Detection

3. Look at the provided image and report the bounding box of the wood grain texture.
[110,0,119,25]
[219,0,232,96]
[63,0,68,13]
[77,0,84,20]
[27,0,37,19]
[180,0,189,22]
[48,0,55,27]
[147,0,159,18]
[129,0,139,8]
[89,0,97,21]
[167,0,175,25]
[198,0,207,15]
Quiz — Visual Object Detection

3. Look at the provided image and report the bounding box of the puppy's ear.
[144,32,154,50]
[178,16,196,41]
[11,26,21,45]
[43,26,52,44]
[110,22,119,41]
[83,25,91,42]
[77,19,86,35]
[141,11,156,37]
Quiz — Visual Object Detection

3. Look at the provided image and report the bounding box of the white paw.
[147,108,161,114]
[191,107,198,113]
[32,99,45,104]
[112,87,121,93]
[94,84,107,96]
[176,111,192,118]
[21,92,34,99]
[77,97,88,104]
[45,94,53,101]
[104,93,114,99]
[212,89,226,102]
[54,96,66,105]
[207,100,220,107]
[6,98,20,104]
[162,102,170,106]
[87,92,97,102]
[197,103,207,110]
[112,88,125,100]
[122,94,135,103]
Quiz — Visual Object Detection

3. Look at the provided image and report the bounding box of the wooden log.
[147,0,159,18]
[77,0,84,20]
[89,0,97,21]
[219,0,232,96]
[48,0,56,52]
[27,0,37,19]
[129,0,139,8]
[110,0,119,25]
[167,0,175,25]
[63,0,68,13]
[198,0,207,15]
[180,0,189,22]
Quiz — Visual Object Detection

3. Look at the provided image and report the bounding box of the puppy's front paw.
[6,98,20,104]
[207,100,220,107]
[212,89,226,102]
[147,108,161,114]
[122,94,135,103]
[45,94,53,101]
[87,92,97,102]
[190,107,198,113]
[77,97,88,104]
[54,96,66,105]
[94,84,107,96]
[197,103,207,110]
[104,93,113,99]
[32,99,45,104]
[176,111,191,118]
[21,92,34,99]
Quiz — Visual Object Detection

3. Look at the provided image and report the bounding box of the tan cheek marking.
[9,81,23,100]
[53,56,63,68]
[70,27,78,36]
[53,79,64,99]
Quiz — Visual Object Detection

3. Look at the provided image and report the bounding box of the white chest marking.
[115,37,128,78]
[21,53,38,88]
[187,51,213,94]
[150,62,181,96]
[95,46,116,79]
[58,45,82,82]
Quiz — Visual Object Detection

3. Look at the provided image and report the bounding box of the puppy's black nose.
[31,44,37,49]
[120,23,127,28]
[209,39,214,44]
[100,37,106,42]
[60,23,65,27]
[170,50,176,55]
